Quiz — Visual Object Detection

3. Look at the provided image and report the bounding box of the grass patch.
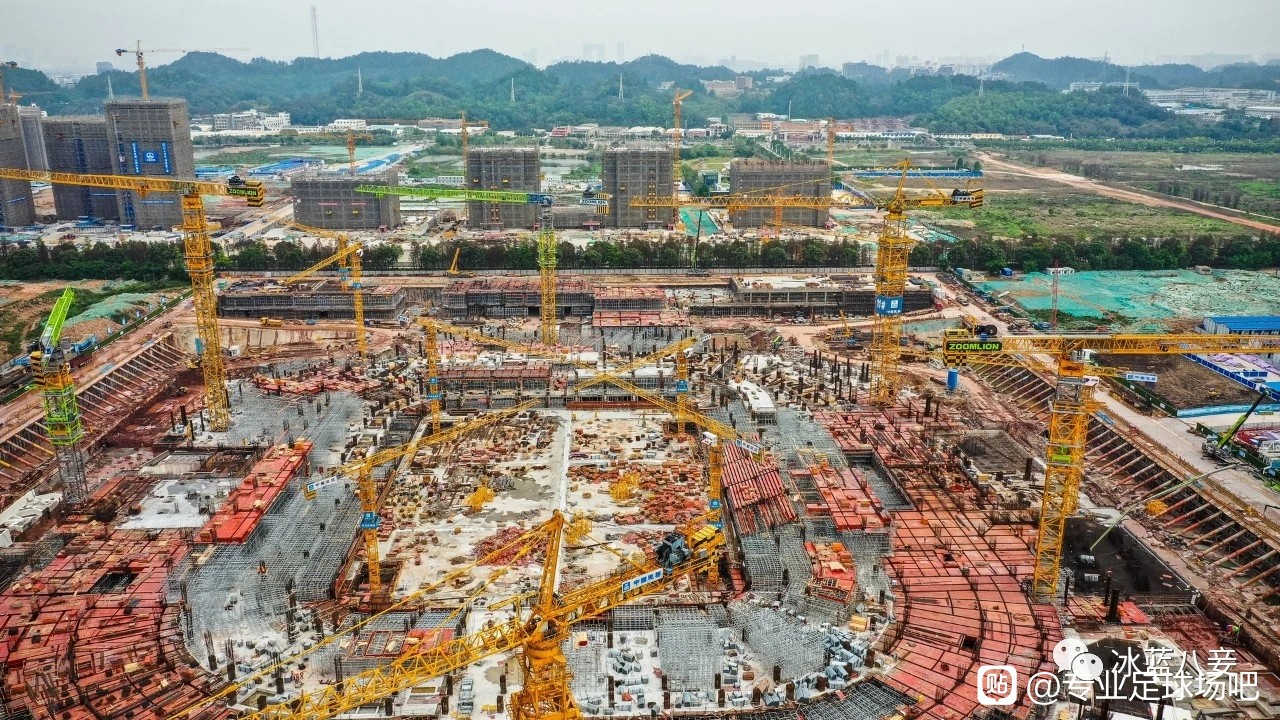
[1241,180,1280,200]
[926,190,1243,240]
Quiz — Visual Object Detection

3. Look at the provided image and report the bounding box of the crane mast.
[31,289,89,506]
[286,224,367,358]
[672,89,693,228]
[867,167,914,406]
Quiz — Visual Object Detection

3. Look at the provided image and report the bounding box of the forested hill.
[6,51,1278,140]
[990,52,1280,91]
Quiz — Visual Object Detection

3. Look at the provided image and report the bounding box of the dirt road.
[977,152,1280,234]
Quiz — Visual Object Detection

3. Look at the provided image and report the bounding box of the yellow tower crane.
[286,223,367,358]
[176,509,722,720]
[944,330,1280,601]
[458,111,489,166]
[302,399,538,597]
[0,167,265,431]
[114,42,247,100]
[30,289,89,506]
[422,321,442,433]
[672,88,693,227]
[358,184,562,343]
[827,117,836,169]
[343,129,374,175]
[867,160,982,405]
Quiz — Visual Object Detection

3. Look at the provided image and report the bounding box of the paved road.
[977,152,1280,234]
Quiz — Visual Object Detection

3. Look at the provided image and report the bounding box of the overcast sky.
[3,0,1277,73]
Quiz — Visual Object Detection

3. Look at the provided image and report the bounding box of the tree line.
[0,240,188,282]
[5,232,1279,283]
[223,239,403,272]
[909,233,1280,274]
[412,236,870,271]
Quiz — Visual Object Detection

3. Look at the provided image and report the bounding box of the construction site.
[4,79,1280,720]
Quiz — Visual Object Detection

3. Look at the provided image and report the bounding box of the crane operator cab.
[655,525,721,569]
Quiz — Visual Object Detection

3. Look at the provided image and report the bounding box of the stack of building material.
[804,541,857,605]
[795,465,891,532]
[634,460,704,524]
[473,525,544,566]
[197,441,312,544]
[721,444,795,536]
[0,529,230,720]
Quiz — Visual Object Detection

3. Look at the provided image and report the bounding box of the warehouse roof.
[1207,316,1280,332]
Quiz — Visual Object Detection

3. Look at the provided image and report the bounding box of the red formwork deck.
[811,404,1061,720]
[722,444,795,535]
[0,529,230,720]
[197,441,312,544]
[882,511,1061,720]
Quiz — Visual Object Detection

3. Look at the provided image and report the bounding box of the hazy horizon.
[3,0,1277,75]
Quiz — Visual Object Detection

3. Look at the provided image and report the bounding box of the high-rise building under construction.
[42,117,119,221]
[17,105,48,172]
[291,170,401,230]
[465,147,540,229]
[728,159,830,228]
[104,98,195,230]
[0,105,36,227]
[602,148,673,229]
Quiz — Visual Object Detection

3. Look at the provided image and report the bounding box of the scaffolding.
[727,159,830,228]
[726,601,828,682]
[441,278,594,320]
[465,148,540,229]
[42,116,119,220]
[602,148,672,229]
[565,620,610,705]
[0,105,35,226]
[291,170,401,230]
[217,279,407,321]
[655,607,728,694]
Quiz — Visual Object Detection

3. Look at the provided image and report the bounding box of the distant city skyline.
[3,0,1277,75]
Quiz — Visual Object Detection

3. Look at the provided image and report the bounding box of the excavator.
[1203,390,1271,463]
[445,247,475,278]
